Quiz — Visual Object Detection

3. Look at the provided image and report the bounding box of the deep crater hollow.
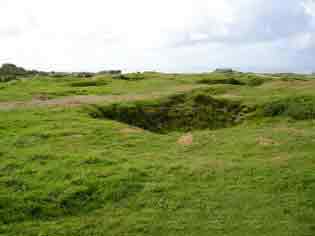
[88,89,252,133]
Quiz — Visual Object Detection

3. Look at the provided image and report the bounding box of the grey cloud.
[172,0,313,47]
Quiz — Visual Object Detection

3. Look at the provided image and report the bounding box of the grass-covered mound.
[89,89,251,133]
[262,96,315,120]
[197,73,266,87]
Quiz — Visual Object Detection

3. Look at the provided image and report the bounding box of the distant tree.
[0,63,27,76]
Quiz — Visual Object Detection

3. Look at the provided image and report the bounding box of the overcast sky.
[1,0,315,73]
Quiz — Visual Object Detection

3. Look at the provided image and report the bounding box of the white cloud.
[303,0,315,16]
[0,0,314,72]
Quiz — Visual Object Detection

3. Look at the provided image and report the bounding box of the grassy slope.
[0,72,315,235]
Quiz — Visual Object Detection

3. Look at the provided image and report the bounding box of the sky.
[0,0,315,73]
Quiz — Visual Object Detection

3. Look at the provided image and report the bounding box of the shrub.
[0,75,17,83]
[262,96,315,120]
[245,75,265,86]
[112,73,145,81]
[0,64,27,76]
[198,77,244,85]
[72,72,95,78]
[69,80,108,87]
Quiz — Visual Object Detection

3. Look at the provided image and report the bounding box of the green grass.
[0,72,315,235]
[0,74,190,102]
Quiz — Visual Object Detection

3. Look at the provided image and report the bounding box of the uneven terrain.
[1,72,315,235]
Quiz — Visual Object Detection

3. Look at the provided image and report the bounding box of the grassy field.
[1,72,315,235]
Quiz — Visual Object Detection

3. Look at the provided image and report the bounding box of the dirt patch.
[271,156,289,162]
[215,94,243,100]
[33,94,50,101]
[272,126,305,135]
[254,74,279,79]
[259,80,315,90]
[257,137,280,146]
[120,127,144,134]
[177,133,193,146]
[270,155,290,166]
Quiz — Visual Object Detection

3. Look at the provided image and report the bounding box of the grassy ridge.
[0,74,187,102]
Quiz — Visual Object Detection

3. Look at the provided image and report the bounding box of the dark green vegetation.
[0,64,37,82]
[1,70,315,235]
[112,73,146,81]
[69,80,109,87]
[262,96,315,120]
[198,73,266,87]
[90,89,250,133]
[198,77,245,85]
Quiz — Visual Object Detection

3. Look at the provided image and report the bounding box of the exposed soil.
[257,137,280,146]
[120,127,144,134]
[177,133,193,146]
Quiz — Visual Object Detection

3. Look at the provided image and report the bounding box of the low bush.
[245,75,265,86]
[69,80,108,87]
[0,64,27,76]
[262,96,315,120]
[198,77,244,85]
[112,73,145,81]
[0,75,17,83]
